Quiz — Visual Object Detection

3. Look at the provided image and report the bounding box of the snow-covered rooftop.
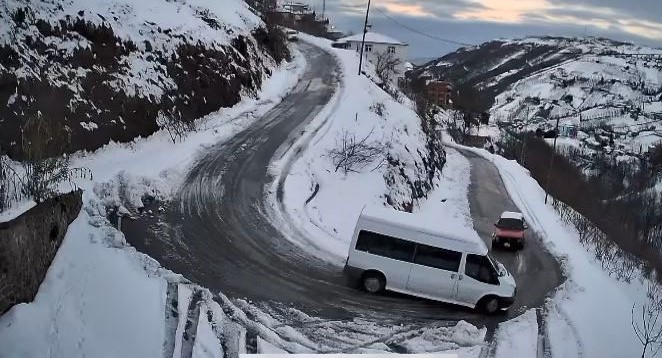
[500,211,524,220]
[335,32,407,46]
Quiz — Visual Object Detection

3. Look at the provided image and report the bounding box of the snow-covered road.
[122,41,561,330]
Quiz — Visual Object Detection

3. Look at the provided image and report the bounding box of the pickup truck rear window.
[497,218,525,230]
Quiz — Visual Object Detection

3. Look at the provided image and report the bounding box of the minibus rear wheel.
[362,271,385,293]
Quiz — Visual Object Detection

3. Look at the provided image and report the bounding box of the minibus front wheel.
[362,271,385,293]
[478,295,500,314]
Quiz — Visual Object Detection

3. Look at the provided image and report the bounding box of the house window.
[365,44,372,52]
[388,46,396,54]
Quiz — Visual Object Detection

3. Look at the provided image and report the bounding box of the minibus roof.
[359,206,488,255]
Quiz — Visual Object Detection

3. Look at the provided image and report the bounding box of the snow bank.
[447,142,652,357]
[493,309,538,357]
[0,203,168,357]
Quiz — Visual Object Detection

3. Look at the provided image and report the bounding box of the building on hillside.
[281,2,310,15]
[269,2,330,37]
[326,26,345,41]
[559,123,578,138]
[426,80,453,107]
[273,2,312,22]
[333,32,408,82]
[245,0,277,13]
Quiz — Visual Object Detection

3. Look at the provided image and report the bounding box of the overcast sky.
[304,0,662,60]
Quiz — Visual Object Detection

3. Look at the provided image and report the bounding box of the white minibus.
[344,207,517,314]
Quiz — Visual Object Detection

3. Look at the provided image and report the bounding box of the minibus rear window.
[355,230,415,262]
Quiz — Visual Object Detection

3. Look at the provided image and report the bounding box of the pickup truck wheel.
[362,272,385,293]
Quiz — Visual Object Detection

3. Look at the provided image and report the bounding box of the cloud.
[378,2,433,18]
[555,0,662,25]
[530,3,662,40]
[322,0,662,58]
[450,0,662,41]
[454,0,551,23]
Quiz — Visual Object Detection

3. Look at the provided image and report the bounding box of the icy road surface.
[124,43,561,327]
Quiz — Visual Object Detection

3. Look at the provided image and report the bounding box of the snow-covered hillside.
[0,0,288,157]
[415,36,662,158]
[271,34,447,259]
[490,39,662,155]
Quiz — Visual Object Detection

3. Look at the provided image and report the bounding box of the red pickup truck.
[492,211,528,250]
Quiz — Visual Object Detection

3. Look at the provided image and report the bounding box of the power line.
[372,7,472,47]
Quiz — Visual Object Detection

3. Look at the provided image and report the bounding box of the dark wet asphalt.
[123,42,562,327]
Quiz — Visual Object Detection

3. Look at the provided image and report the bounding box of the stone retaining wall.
[0,191,82,314]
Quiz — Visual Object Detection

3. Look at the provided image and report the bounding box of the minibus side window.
[412,244,462,272]
[355,230,415,262]
[465,254,499,285]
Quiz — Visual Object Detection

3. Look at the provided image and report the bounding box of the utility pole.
[520,108,530,165]
[358,0,371,76]
[544,117,561,204]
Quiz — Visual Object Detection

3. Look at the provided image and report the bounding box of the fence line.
[551,197,648,283]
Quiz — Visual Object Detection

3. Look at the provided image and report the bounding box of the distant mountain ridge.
[412,36,662,154]
[411,36,661,112]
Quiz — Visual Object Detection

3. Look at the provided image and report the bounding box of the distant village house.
[426,79,453,107]
[268,1,329,37]
[333,32,408,83]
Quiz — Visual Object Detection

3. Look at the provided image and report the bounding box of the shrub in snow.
[0,155,23,212]
[327,129,388,174]
[156,110,196,144]
[16,116,91,204]
[632,283,662,358]
[370,102,386,116]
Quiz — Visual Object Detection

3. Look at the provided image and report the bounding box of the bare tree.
[0,153,10,211]
[632,283,662,358]
[374,51,402,85]
[328,128,387,174]
[20,116,91,203]
[157,110,195,144]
